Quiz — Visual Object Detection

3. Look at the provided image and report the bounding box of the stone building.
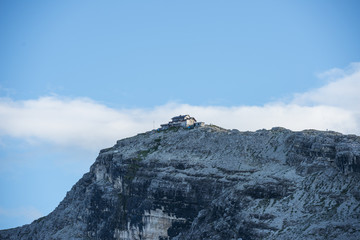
[160,115,203,130]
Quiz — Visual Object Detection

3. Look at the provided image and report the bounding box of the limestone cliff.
[1,125,360,240]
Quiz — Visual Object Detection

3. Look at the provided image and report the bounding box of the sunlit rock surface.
[1,125,360,239]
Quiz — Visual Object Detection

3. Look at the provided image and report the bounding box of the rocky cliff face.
[1,125,360,240]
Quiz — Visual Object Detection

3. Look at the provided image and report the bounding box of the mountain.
[1,124,360,240]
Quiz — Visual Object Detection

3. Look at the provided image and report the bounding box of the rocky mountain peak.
[1,125,360,239]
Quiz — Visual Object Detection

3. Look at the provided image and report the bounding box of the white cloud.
[0,97,148,150]
[294,63,360,111]
[316,62,360,82]
[0,63,359,150]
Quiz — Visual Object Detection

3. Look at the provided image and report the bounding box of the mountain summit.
[1,124,360,239]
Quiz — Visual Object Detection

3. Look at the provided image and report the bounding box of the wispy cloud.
[316,62,360,82]
[0,63,359,150]
[294,63,360,111]
[0,206,43,224]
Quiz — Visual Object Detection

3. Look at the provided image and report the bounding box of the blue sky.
[1,0,360,229]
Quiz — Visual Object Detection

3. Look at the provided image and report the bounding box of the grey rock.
[1,125,360,240]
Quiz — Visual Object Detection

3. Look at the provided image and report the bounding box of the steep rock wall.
[1,126,360,240]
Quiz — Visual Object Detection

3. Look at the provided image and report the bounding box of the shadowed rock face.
[1,125,360,240]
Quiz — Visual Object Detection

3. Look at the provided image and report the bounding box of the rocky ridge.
[1,125,360,239]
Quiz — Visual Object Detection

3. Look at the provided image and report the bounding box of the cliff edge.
[1,125,360,240]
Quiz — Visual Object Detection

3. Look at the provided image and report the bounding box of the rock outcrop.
[1,125,360,240]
